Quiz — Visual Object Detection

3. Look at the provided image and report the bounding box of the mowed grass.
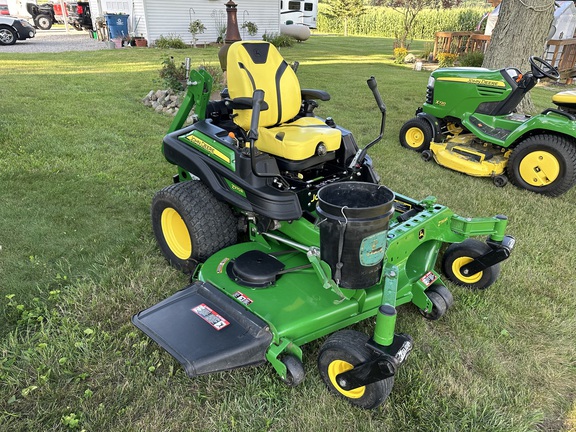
[0,35,575,431]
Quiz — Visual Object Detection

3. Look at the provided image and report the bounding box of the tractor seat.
[552,91,576,109]
[226,41,342,161]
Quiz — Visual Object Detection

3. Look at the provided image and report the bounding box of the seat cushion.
[256,117,342,160]
[552,90,576,108]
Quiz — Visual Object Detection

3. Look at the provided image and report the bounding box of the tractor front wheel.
[442,239,499,290]
[419,283,453,321]
[399,117,432,152]
[507,134,576,197]
[34,14,53,30]
[151,180,237,273]
[318,330,394,409]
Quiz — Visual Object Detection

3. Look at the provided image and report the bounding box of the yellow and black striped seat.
[227,41,342,161]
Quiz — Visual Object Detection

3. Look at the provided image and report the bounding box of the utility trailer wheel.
[151,181,237,272]
[419,284,452,320]
[34,14,52,30]
[442,239,500,290]
[399,117,432,152]
[507,134,576,197]
[318,330,394,409]
[280,355,305,387]
[493,175,508,187]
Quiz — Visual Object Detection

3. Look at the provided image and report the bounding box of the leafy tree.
[482,0,555,113]
[324,0,366,36]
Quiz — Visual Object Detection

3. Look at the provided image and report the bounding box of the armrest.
[228,97,269,111]
[301,89,331,101]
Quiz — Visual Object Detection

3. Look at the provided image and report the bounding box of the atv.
[132,41,514,409]
[400,56,576,197]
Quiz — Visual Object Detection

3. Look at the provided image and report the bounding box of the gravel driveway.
[1,28,109,53]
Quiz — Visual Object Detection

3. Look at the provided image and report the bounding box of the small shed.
[87,0,280,45]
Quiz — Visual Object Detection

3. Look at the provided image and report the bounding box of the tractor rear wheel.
[151,180,237,272]
[399,117,432,152]
[507,134,576,197]
[442,239,499,290]
[34,14,53,30]
[318,330,394,409]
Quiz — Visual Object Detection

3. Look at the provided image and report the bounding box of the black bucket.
[316,182,395,289]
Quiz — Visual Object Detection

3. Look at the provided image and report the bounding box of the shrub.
[159,56,186,91]
[154,34,188,49]
[437,52,458,68]
[459,50,484,67]
[262,32,296,48]
[393,47,408,64]
[241,21,258,36]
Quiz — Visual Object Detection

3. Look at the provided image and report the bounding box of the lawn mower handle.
[248,89,265,142]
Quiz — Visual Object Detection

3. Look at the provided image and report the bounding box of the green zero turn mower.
[132,41,514,409]
[400,56,576,197]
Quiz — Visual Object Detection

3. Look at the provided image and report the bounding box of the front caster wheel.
[422,149,433,162]
[442,239,500,290]
[419,283,453,320]
[280,355,305,387]
[318,330,394,409]
[493,174,508,187]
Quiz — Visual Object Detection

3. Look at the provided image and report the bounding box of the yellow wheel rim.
[519,151,560,187]
[452,257,483,284]
[327,360,365,399]
[161,207,192,260]
[405,127,425,149]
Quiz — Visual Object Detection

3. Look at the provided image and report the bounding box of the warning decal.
[191,303,230,330]
[233,291,253,306]
[420,271,437,287]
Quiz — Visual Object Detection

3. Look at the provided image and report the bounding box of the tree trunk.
[482,0,555,113]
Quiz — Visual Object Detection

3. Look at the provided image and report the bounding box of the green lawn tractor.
[132,41,514,409]
[400,56,576,196]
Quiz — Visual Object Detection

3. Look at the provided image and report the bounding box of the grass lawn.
[1,35,575,432]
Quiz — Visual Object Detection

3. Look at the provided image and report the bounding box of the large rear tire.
[151,181,237,272]
[399,117,432,152]
[34,15,53,30]
[507,134,576,197]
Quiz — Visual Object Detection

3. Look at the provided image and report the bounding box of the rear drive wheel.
[442,239,499,290]
[318,330,394,409]
[507,134,576,197]
[34,14,53,30]
[399,117,433,152]
[151,181,237,272]
[0,26,17,45]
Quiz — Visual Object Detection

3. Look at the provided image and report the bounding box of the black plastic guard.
[132,281,273,377]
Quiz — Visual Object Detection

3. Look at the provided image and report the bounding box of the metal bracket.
[460,235,515,276]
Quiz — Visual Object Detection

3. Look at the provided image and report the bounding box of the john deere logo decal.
[437,77,505,88]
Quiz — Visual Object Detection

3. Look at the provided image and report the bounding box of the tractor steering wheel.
[529,56,560,80]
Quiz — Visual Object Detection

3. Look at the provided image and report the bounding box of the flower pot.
[135,38,147,47]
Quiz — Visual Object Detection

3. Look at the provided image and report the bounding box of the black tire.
[0,26,17,46]
[421,149,433,162]
[493,175,508,188]
[442,239,500,290]
[151,181,237,272]
[280,355,305,387]
[507,134,576,197]
[318,330,394,409]
[34,15,53,30]
[399,117,433,152]
[419,283,452,320]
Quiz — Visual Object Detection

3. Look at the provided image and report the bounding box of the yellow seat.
[227,41,342,161]
[552,90,576,109]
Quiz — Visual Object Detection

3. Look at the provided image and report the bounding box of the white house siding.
[141,0,280,46]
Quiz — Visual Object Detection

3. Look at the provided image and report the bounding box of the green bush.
[459,50,484,67]
[154,34,188,49]
[262,32,296,48]
[159,56,186,91]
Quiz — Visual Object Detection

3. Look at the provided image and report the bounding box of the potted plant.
[241,21,258,37]
[134,34,147,47]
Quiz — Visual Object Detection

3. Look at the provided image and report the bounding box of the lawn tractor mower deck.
[132,41,514,409]
[400,56,576,196]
